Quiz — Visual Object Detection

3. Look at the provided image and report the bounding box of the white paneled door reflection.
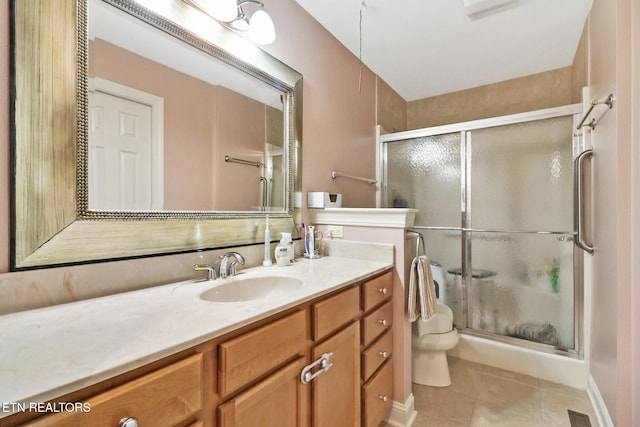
[89,90,152,210]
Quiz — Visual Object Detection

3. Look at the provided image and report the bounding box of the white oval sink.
[199,276,304,303]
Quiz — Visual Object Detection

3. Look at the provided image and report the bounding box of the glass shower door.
[384,133,466,323]
[382,107,582,354]
[467,116,576,349]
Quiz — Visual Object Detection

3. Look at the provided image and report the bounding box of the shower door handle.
[574,149,594,254]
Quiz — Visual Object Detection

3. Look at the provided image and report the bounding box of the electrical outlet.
[327,225,344,238]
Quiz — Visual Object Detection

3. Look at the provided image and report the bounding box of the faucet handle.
[193,264,216,280]
[229,260,241,276]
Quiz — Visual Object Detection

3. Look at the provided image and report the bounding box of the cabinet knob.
[378,351,388,358]
[378,288,388,295]
[378,319,388,327]
[378,395,388,403]
[119,417,139,427]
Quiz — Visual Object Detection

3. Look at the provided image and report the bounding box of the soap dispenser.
[275,232,293,266]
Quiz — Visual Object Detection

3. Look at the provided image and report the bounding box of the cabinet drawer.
[312,286,360,341]
[362,360,393,427]
[362,330,392,381]
[24,354,203,427]
[361,300,393,347]
[362,271,393,311]
[218,357,307,427]
[219,310,306,397]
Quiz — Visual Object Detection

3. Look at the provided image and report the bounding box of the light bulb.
[201,0,238,22]
[249,9,275,44]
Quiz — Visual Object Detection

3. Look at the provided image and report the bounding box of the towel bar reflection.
[224,155,264,168]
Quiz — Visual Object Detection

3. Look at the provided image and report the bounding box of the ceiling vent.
[462,0,518,20]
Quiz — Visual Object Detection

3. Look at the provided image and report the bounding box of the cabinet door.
[218,357,308,427]
[311,322,360,427]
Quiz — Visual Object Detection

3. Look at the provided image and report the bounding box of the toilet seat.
[414,303,455,336]
[413,329,459,352]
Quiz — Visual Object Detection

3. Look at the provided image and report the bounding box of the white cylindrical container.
[275,232,291,267]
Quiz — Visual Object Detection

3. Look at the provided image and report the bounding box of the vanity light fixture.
[183,0,276,44]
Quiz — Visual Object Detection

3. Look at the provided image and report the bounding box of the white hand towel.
[407,255,438,322]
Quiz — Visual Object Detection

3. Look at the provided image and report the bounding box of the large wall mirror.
[11,0,303,269]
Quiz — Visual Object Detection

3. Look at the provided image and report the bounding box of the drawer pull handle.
[378,395,388,403]
[119,417,139,427]
[378,319,388,327]
[300,352,334,384]
[378,287,388,295]
[379,351,388,358]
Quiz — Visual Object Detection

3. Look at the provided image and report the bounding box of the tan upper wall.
[406,66,575,129]
[377,77,407,133]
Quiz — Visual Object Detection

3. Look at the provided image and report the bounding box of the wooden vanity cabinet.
[4,269,394,427]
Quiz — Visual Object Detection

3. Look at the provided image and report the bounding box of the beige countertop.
[0,242,393,418]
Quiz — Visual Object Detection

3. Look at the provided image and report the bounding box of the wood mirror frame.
[10,0,303,269]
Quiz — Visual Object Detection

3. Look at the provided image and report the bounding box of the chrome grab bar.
[574,148,594,254]
[260,176,268,210]
[224,155,264,168]
[331,171,377,185]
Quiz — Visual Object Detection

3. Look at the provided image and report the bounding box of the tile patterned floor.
[382,356,598,427]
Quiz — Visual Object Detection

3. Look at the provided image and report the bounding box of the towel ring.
[407,231,426,257]
[416,233,426,257]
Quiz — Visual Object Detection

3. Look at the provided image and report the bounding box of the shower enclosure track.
[409,226,575,236]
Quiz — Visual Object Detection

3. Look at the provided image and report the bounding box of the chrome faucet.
[220,252,245,278]
[193,264,216,280]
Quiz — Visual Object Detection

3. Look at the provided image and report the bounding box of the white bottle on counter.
[275,232,293,266]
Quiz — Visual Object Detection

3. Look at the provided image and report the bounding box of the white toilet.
[411,304,459,387]
[412,302,459,387]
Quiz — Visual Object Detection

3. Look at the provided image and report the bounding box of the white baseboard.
[384,393,417,427]
[587,375,614,427]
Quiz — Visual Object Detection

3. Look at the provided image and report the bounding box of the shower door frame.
[380,104,586,359]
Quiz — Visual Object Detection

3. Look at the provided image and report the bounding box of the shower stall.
[381,104,588,358]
